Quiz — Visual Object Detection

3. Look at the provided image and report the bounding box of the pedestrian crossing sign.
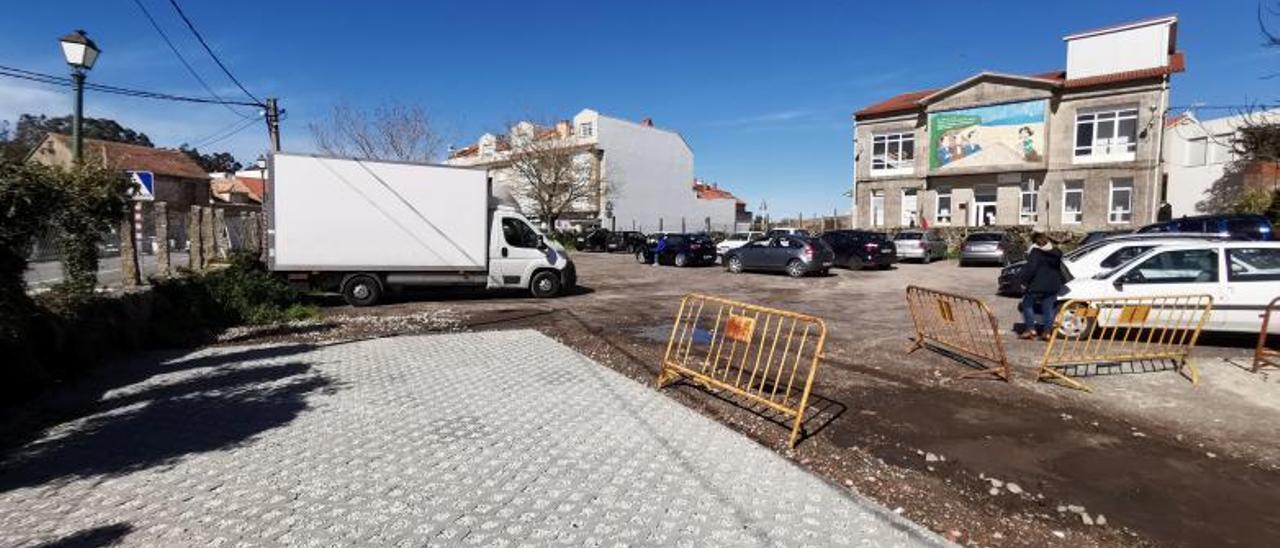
[128,170,154,201]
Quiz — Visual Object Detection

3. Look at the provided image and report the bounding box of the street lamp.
[60,30,100,163]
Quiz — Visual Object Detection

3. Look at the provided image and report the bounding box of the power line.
[191,115,261,149]
[0,64,263,106]
[131,0,255,120]
[167,0,262,105]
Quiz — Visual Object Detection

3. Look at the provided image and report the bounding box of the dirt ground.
[241,252,1280,548]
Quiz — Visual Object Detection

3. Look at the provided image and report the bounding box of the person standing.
[652,234,667,267]
[1019,232,1066,340]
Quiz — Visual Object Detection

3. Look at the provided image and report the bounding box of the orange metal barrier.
[1252,296,1280,373]
[658,294,827,448]
[904,285,1011,381]
[1039,295,1213,392]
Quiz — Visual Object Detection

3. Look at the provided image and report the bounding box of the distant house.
[209,175,264,210]
[26,133,211,212]
[448,109,749,233]
[1163,109,1280,217]
[692,179,753,232]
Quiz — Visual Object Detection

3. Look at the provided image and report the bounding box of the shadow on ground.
[35,523,133,548]
[0,343,336,493]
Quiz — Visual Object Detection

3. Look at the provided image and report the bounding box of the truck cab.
[489,207,575,297]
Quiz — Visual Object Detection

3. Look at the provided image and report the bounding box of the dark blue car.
[1137,214,1273,240]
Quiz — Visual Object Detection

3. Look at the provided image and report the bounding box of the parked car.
[723,234,835,277]
[818,230,897,270]
[1137,213,1273,241]
[766,227,811,238]
[605,230,646,253]
[959,232,1021,267]
[715,231,765,256]
[997,233,1229,296]
[575,228,611,252]
[894,230,948,263]
[1059,241,1280,334]
[635,233,717,267]
[1079,229,1131,247]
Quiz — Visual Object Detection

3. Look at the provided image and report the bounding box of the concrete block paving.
[0,330,945,547]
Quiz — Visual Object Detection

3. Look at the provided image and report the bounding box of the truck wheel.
[342,274,382,307]
[530,271,562,298]
[674,253,689,267]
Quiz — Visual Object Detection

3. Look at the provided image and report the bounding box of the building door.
[972,186,997,226]
[901,189,918,227]
[870,191,885,227]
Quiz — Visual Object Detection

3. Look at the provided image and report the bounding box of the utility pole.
[265,97,281,152]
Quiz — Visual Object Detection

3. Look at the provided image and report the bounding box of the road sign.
[128,170,154,201]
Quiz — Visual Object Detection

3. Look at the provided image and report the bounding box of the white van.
[1061,241,1280,333]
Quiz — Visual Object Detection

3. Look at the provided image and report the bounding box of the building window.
[935,187,952,225]
[1185,137,1207,167]
[901,189,919,226]
[1109,178,1134,224]
[1075,107,1138,163]
[578,121,594,138]
[1209,134,1234,164]
[870,190,885,227]
[1062,180,1083,224]
[871,132,915,175]
[1019,179,1039,225]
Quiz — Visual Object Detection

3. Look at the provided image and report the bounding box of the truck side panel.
[270,153,489,271]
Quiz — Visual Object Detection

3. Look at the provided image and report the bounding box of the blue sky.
[2,1,1277,216]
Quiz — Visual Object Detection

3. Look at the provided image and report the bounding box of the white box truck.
[267,153,575,306]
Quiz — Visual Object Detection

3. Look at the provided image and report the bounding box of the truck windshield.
[502,218,542,248]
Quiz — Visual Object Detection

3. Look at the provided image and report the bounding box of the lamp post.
[59,30,100,164]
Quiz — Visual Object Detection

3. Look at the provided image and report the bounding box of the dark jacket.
[1020,247,1065,294]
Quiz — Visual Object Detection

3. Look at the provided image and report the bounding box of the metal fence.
[904,285,1011,381]
[658,293,827,448]
[1252,296,1280,373]
[1038,295,1214,392]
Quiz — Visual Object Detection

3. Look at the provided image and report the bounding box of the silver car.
[959,231,1020,267]
[894,230,948,263]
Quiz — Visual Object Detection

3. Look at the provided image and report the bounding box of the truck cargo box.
[269,153,489,271]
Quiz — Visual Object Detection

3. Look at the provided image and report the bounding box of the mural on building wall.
[928,100,1047,171]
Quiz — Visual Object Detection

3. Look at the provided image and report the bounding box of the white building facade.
[448,109,747,233]
[1163,109,1280,217]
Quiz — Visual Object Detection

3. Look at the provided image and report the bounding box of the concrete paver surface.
[0,330,945,547]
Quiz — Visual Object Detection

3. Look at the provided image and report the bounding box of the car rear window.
[895,232,924,240]
[966,233,1003,242]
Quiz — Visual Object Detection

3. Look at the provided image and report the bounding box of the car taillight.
[919,241,927,249]
[865,242,879,252]
[803,243,814,260]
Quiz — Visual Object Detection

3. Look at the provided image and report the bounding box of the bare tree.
[309,101,444,162]
[501,121,610,228]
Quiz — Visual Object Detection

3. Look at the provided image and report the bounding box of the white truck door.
[492,216,545,287]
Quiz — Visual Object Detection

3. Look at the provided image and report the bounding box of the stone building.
[852,15,1184,232]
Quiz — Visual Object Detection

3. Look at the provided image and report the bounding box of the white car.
[716,231,765,256]
[1060,241,1280,333]
[1000,233,1227,295]
[766,227,810,237]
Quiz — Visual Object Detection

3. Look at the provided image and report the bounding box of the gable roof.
[693,181,746,205]
[854,53,1183,120]
[35,133,209,179]
[914,71,1063,105]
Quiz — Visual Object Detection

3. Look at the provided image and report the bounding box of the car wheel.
[530,270,562,298]
[635,250,648,264]
[921,253,931,264]
[674,253,689,267]
[786,259,806,278]
[342,274,382,307]
[1055,302,1094,340]
[727,255,744,273]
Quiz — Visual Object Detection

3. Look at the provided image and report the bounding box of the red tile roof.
[854,53,1184,119]
[693,182,746,205]
[210,176,265,203]
[46,133,208,179]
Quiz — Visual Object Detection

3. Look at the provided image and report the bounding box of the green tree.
[47,162,133,293]
[178,144,242,173]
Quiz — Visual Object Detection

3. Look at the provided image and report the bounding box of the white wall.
[1066,19,1173,79]
[1163,110,1280,217]
[595,114,700,232]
